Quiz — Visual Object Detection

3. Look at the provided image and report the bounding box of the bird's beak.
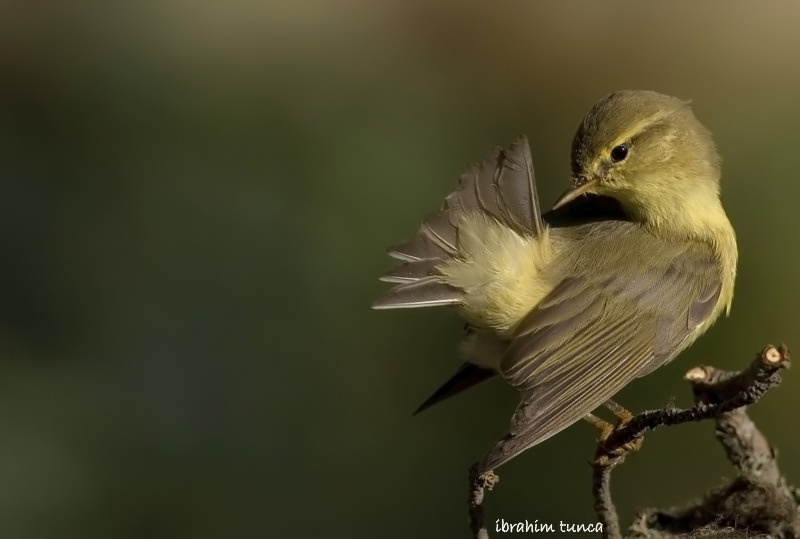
[551,175,598,210]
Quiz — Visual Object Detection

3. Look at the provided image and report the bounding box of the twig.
[594,346,793,537]
[598,345,789,468]
[628,345,799,537]
[692,365,782,485]
[465,344,793,538]
[592,464,620,538]
[468,464,497,539]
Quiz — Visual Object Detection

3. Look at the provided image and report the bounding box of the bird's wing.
[374,136,544,309]
[482,226,722,470]
[442,134,544,238]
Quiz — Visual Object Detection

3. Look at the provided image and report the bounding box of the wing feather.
[374,136,544,310]
[481,224,723,470]
[445,136,542,236]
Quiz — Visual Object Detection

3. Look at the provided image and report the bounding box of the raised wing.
[442,135,543,237]
[480,221,723,470]
[374,136,544,309]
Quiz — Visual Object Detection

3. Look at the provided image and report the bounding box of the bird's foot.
[585,400,644,468]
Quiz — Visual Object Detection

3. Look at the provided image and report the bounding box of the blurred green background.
[0,1,798,537]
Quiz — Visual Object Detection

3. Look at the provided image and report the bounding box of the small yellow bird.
[373,90,737,470]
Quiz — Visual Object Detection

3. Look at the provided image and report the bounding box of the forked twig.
[467,345,793,538]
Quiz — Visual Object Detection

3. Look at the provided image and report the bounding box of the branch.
[466,344,794,539]
[592,464,619,537]
[468,464,497,539]
[595,344,795,537]
[596,345,790,471]
[626,345,799,537]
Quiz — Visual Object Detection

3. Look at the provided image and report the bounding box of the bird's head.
[555,90,722,228]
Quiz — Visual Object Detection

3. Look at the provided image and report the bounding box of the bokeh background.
[1,1,799,538]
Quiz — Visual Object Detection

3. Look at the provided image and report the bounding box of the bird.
[373,90,737,470]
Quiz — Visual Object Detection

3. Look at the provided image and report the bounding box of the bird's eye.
[610,144,629,163]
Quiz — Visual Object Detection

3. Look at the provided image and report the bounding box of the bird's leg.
[585,400,644,468]
[584,413,615,441]
[603,399,634,423]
